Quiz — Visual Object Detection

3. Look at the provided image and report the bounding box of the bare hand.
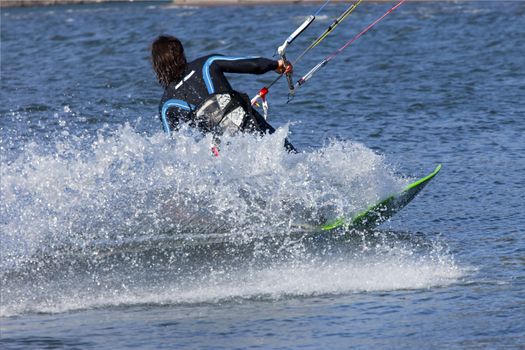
[276,59,293,75]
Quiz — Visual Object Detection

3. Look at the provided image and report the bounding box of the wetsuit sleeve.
[214,57,278,75]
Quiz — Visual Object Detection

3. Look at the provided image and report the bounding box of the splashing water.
[0,124,462,316]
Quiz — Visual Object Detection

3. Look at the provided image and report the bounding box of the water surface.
[1,1,524,349]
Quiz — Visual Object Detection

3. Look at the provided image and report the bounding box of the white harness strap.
[175,70,195,90]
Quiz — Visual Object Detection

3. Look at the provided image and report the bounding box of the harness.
[195,91,257,136]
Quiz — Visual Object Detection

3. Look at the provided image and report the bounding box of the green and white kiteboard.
[320,164,442,231]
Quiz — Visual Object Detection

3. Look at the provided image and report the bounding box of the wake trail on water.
[0,123,463,316]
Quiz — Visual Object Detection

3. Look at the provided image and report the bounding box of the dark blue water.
[1,1,524,349]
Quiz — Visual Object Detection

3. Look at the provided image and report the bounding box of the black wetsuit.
[158,54,296,151]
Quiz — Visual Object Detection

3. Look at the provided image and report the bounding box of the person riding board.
[151,35,296,152]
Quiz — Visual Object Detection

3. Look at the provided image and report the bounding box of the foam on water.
[0,124,462,317]
[3,257,463,317]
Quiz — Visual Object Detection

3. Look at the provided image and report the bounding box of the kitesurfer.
[151,35,296,152]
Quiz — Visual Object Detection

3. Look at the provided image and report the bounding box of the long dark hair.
[151,35,187,88]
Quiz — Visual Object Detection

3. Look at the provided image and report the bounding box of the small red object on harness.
[259,87,269,100]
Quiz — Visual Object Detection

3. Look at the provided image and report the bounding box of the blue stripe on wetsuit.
[202,56,258,94]
[161,99,196,135]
